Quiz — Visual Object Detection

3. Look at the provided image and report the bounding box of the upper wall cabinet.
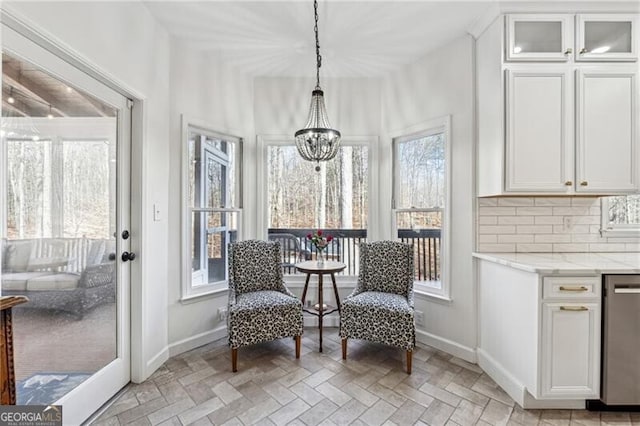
[506,15,573,61]
[505,13,638,62]
[576,14,638,61]
[477,13,639,197]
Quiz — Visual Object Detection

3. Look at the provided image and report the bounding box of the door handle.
[560,306,588,311]
[121,251,136,262]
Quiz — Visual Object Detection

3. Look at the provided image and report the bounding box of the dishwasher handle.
[614,285,640,294]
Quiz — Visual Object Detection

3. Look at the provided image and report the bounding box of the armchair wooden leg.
[342,338,347,360]
[232,348,238,373]
[406,350,412,374]
[295,335,301,359]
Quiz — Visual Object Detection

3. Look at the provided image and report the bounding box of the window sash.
[181,116,242,300]
[391,116,451,300]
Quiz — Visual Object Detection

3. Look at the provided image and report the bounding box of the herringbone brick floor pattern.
[92,328,639,426]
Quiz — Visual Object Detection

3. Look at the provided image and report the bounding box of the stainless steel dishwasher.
[601,274,640,406]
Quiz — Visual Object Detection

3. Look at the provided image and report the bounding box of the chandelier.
[294,0,341,171]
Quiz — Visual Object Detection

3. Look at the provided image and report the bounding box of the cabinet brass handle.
[580,181,588,186]
[560,306,588,311]
[559,286,589,292]
[564,181,573,186]
[580,48,587,54]
[564,48,572,55]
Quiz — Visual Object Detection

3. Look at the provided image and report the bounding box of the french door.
[1,20,131,424]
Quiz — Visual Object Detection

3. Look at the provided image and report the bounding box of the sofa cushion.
[2,272,52,291]
[4,240,34,272]
[26,273,81,291]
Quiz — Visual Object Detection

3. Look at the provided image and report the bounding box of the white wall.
[381,35,477,361]
[3,1,172,380]
[167,39,255,353]
[254,76,381,138]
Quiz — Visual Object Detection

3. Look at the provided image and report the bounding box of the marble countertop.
[472,252,640,274]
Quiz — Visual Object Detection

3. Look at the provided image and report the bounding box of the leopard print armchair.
[227,240,303,372]
[340,240,416,373]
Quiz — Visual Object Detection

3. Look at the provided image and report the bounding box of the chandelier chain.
[314,0,321,89]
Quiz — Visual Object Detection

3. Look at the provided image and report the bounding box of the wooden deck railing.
[268,228,441,281]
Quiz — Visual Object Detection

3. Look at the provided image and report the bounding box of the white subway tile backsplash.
[535,216,564,225]
[534,234,571,243]
[479,207,516,216]
[553,243,590,252]
[478,216,498,225]
[479,225,516,234]
[498,234,534,243]
[534,198,572,206]
[517,225,553,234]
[571,197,599,206]
[498,216,534,225]
[478,243,516,252]
[478,198,498,207]
[588,243,626,252]
[476,196,636,254]
[553,225,591,234]
[552,206,591,216]
[478,235,498,243]
[572,234,603,243]
[516,207,553,216]
[497,198,535,207]
[516,243,552,252]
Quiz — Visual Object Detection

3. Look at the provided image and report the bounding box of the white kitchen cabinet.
[477,14,639,196]
[506,14,572,61]
[476,256,603,408]
[541,275,601,399]
[576,14,637,61]
[576,69,638,193]
[540,302,601,398]
[505,69,573,192]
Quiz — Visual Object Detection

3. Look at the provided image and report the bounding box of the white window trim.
[391,115,452,300]
[600,196,640,238]
[256,134,378,278]
[180,115,243,301]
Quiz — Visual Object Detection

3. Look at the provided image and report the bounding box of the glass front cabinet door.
[576,14,637,61]
[506,14,572,61]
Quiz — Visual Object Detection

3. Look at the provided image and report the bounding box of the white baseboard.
[168,324,228,358]
[416,329,477,363]
[476,348,588,409]
[522,393,586,410]
[477,348,527,407]
[143,347,170,383]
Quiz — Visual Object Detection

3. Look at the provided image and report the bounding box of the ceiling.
[143,1,496,78]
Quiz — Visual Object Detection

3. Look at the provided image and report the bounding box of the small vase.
[317,249,325,266]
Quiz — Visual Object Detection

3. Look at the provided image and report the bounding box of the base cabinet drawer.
[540,302,601,398]
[543,276,600,299]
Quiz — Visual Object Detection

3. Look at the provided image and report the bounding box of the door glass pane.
[584,21,632,53]
[1,51,118,405]
[514,21,562,53]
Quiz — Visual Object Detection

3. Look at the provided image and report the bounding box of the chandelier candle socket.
[294,0,341,171]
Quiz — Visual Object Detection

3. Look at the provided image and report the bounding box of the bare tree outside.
[267,145,368,230]
[395,132,446,285]
[607,195,640,226]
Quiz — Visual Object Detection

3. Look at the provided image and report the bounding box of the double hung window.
[393,117,451,298]
[182,122,242,298]
[264,139,369,275]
